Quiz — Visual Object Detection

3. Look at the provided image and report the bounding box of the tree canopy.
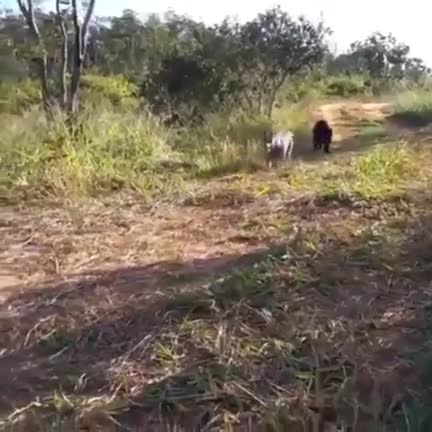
[1,5,430,118]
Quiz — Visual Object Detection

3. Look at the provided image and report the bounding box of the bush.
[324,74,371,97]
[81,74,139,109]
[393,89,432,126]
[0,79,40,114]
[279,74,371,103]
[0,106,186,199]
[178,110,271,174]
[175,102,310,176]
[281,75,327,102]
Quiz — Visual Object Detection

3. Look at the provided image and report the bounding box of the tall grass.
[330,144,423,199]
[0,107,187,200]
[0,100,311,199]
[282,142,427,202]
[182,103,310,176]
[393,89,432,126]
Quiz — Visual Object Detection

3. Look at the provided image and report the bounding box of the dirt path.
[313,101,393,142]
[290,100,395,159]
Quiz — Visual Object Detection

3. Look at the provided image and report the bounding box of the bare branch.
[56,0,68,108]
[70,0,81,58]
[16,0,51,111]
[16,0,28,19]
[16,0,41,42]
[81,0,96,57]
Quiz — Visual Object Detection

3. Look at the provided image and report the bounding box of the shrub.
[393,89,432,126]
[176,103,310,176]
[0,106,185,199]
[324,74,371,97]
[81,74,139,109]
[0,79,40,114]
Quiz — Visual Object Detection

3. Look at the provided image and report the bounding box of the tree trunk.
[266,89,277,119]
[68,0,96,114]
[56,0,68,109]
[17,0,52,113]
[68,18,83,114]
[31,54,51,112]
[17,0,96,116]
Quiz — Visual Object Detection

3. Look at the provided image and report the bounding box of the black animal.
[312,120,333,153]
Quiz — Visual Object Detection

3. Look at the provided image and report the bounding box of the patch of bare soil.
[316,102,391,138]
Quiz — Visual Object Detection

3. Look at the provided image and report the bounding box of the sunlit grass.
[393,89,432,126]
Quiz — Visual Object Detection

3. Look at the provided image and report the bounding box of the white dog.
[264,130,294,168]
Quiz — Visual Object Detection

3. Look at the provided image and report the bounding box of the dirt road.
[313,101,393,141]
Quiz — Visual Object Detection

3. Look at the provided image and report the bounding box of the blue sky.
[2,0,432,66]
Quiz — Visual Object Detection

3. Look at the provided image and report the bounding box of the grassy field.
[1,92,432,431]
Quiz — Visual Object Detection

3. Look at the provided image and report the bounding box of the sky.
[2,0,432,66]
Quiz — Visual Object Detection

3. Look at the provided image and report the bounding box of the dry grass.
[2,102,432,431]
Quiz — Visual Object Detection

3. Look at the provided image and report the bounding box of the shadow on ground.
[0,248,279,413]
[387,111,432,129]
[1,194,432,430]
[292,124,388,162]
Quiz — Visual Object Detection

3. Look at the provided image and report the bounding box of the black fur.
[312,120,333,153]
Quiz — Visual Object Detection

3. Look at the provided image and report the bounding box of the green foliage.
[348,145,418,198]
[235,7,330,116]
[1,5,429,118]
[0,55,28,82]
[178,111,271,174]
[393,89,432,125]
[0,4,430,199]
[323,74,372,97]
[0,96,315,197]
[141,7,330,118]
[0,79,40,113]
[0,107,186,199]
[281,74,372,102]
[285,142,423,201]
[81,74,139,109]
[330,32,430,81]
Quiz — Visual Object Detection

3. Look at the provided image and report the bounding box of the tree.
[16,0,96,114]
[0,10,30,81]
[141,8,330,120]
[405,57,430,83]
[331,32,430,82]
[231,7,330,117]
[140,14,230,118]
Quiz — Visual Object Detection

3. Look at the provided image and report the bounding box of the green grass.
[321,144,424,199]
[253,141,427,202]
[357,120,387,138]
[0,107,190,200]
[393,89,432,126]
[0,102,312,199]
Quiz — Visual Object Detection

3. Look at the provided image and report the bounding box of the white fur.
[265,131,294,167]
